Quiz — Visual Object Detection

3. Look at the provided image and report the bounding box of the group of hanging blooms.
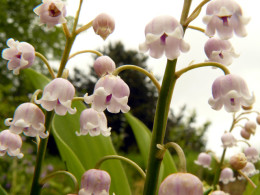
[0,0,259,194]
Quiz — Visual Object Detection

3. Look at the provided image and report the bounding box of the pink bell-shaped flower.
[0,130,23,158]
[33,0,67,28]
[244,121,257,135]
[211,191,229,195]
[2,38,35,75]
[238,162,259,180]
[94,56,116,77]
[194,152,212,169]
[93,13,115,40]
[76,108,111,137]
[5,103,47,138]
[221,132,237,148]
[208,74,255,112]
[204,38,238,66]
[79,169,111,195]
[159,173,203,195]
[139,15,190,60]
[35,78,76,116]
[244,147,259,163]
[203,0,249,39]
[219,167,236,184]
[84,75,130,113]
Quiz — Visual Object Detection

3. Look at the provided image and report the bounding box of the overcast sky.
[65,0,260,156]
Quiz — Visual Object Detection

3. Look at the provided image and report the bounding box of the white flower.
[94,56,116,77]
[221,132,237,148]
[244,147,259,163]
[2,38,35,75]
[219,168,236,184]
[93,13,115,40]
[194,152,212,169]
[238,162,259,180]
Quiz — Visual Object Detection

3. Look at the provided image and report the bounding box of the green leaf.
[124,112,177,182]
[0,185,8,195]
[244,174,259,195]
[23,68,131,195]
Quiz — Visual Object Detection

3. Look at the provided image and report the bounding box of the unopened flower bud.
[244,147,259,163]
[230,153,247,170]
[221,132,237,148]
[240,128,251,140]
[93,13,115,40]
[159,173,203,195]
[219,167,235,184]
[256,115,260,125]
[194,152,212,169]
[94,56,116,77]
[245,121,257,135]
[79,169,111,195]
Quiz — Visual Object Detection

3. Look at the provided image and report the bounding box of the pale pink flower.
[219,167,236,184]
[84,75,130,113]
[79,169,111,195]
[238,162,259,180]
[139,15,189,60]
[211,191,229,195]
[76,108,111,137]
[194,152,212,169]
[244,121,257,135]
[34,0,67,28]
[208,74,255,112]
[0,130,23,158]
[221,132,237,148]
[244,147,259,163]
[159,173,203,195]
[5,103,47,138]
[94,56,116,77]
[204,38,238,66]
[93,13,115,40]
[2,38,35,75]
[203,0,250,39]
[35,78,76,116]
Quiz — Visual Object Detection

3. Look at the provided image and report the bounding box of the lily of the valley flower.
[84,75,130,113]
[76,108,111,137]
[139,15,189,60]
[2,38,35,75]
[94,56,116,77]
[194,152,212,169]
[203,0,249,39]
[244,121,257,135]
[0,130,23,158]
[238,162,259,180]
[244,147,259,163]
[35,78,76,116]
[204,38,238,66]
[93,13,115,40]
[34,0,67,28]
[5,103,47,138]
[219,167,236,184]
[211,191,229,195]
[208,74,255,112]
[79,169,111,195]
[221,132,237,148]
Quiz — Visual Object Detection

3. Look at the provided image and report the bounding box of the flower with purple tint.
[221,132,237,148]
[204,38,238,66]
[35,78,76,116]
[219,167,236,184]
[203,0,249,39]
[84,75,130,113]
[139,15,189,60]
[94,56,116,77]
[5,103,47,138]
[79,169,111,195]
[208,74,255,112]
[159,173,203,195]
[34,0,67,28]
[244,147,259,163]
[76,108,111,137]
[2,38,35,75]
[238,162,259,180]
[93,13,115,40]
[0,130,23,158]
[194,152,212,169]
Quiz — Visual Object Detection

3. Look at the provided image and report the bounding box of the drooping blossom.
[203,0,250,39]
[229,153,247,170]
[204,38,238,66]
[94,56,116,77]
[2,38,35,75]
[238,162,259,180]
[84,75,130,113]
[244,121,257,135]
[76,108,111,137]
[244,147,259,163]
[79,169,111,195]
[139,15,190,60]
[240,128,251,140]
[211,191,229,195]
[208,74,255,112]
[219,167,236,184]
[5,103,47,138]
[194,152,212,169]
[33,0,67,28]
[35,78,76,116]
[0,130,23,158]
[93,13,115,40]
[159,173,203,195]
[221,132,237,148]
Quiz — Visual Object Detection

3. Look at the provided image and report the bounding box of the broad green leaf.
[244,174,259,195]
[124,112,177,182]
[23,68,131,195]
[0,185,8,195]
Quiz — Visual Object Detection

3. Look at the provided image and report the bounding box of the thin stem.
[237,140,251,147]
[10,158,17,195]
[35,52,56,79]
[95,155,146,179]
[63,23,71,38]
[238,170,257,188]
[30,111,55,195]
[75,20,93,35]
[113,65,161,92]
[187,25,205,34]
[72,0,83,34]
[40,170,79,193]
[175,62,230,78]
[31,89,42,103]
[68,50,103,60]
[72,97,85,102]
[180,0,192,27]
